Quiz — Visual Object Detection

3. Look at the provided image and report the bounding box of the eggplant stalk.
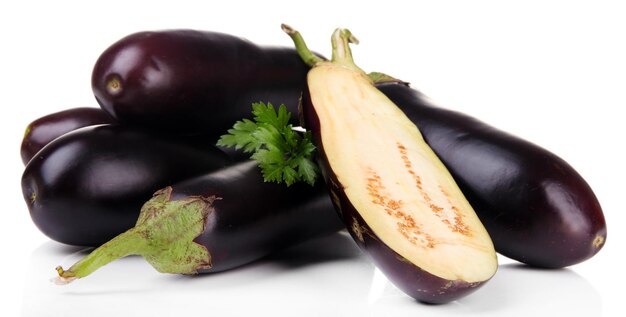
[55,188,214,284]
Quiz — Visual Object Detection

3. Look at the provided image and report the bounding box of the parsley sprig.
[217,102,319,186]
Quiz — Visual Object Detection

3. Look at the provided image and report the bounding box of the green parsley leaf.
[218,102,320,186]
[216,119,260,153]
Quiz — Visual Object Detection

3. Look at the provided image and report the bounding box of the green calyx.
[55,187,217,284]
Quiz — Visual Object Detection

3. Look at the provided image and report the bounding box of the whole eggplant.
[22,124,229,246]
[20,107,250,165]
[55,160,344,283]
[20,107,114,165]
[92,29,314,134]
[377,82,607,268]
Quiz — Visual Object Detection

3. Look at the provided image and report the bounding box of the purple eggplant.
[92,29,315,134]
[20,107,250,165]
[376,82,607,268]
[22,124,229,246]
[54,160,343,283]
[21,107,114,165]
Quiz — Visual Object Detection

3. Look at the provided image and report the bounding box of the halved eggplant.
[284,25,497,304]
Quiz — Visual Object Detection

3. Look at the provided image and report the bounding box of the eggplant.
[92,29,315,134]
[22,125,230,246]
[21,107,114,165]
[285,26,497,304]
[21,107,250,164]
[376,82,607,268]
[54,160,343,283]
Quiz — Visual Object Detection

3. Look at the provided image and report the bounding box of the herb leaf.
[217,119,260,153]
[217,102,319,186]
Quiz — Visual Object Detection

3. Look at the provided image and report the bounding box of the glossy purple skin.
[377,82,607,268]
[21,107,252,163]
[21,107,114,165]
[169,160,344,273]
[301,88,488,304]
[92,30,312,134]
[21,125,229,246]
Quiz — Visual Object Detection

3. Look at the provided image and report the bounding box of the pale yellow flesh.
[309,64,497,282]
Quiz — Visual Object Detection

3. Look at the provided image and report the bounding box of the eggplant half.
[55,160,343,283]
[285,26,497,304]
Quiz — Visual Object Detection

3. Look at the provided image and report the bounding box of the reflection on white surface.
[365,264,601,316]
[22,231,600,317]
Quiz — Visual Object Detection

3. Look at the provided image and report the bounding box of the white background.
[1,0,625,315]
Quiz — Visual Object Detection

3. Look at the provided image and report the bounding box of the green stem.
[281,24,324,67]
[330,28,362,72]
[283,25,407,86]
[54,188,215,284]
[56,228,149,282]
[283,24,365,75]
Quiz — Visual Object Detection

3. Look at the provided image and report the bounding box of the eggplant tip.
[51,275,77,285]
[52,266,78,285]
[592,234,605,249]
[281,24,294,34]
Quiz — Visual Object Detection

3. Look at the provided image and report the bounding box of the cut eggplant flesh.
[308,64,497,283]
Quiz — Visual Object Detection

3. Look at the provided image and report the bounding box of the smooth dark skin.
[21,107,114,165]
[21,107,251,164]
[171,160,344,273]
[377,82,607,268]
[21,125,229,246]
[92,30,311,134]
